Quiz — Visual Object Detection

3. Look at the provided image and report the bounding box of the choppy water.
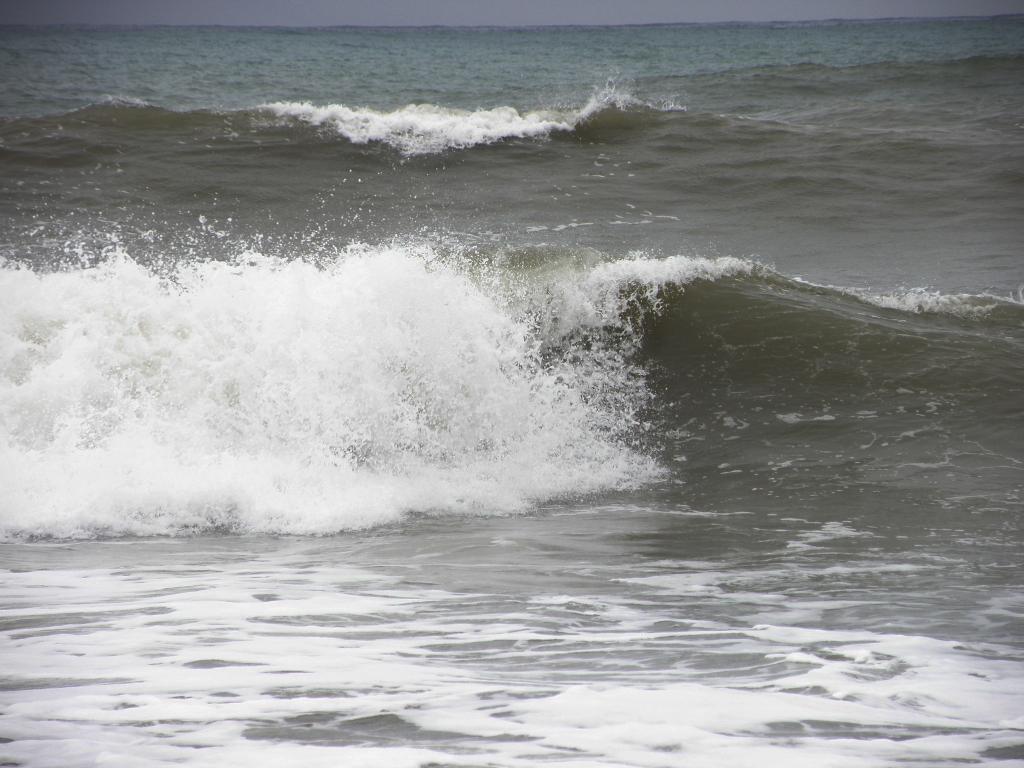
[1,18,1023,768]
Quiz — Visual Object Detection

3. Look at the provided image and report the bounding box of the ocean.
[1,18,1023,767]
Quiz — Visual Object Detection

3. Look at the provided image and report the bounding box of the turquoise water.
[3,20,1023,115]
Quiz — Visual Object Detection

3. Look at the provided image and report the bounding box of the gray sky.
[1,0,1022,26]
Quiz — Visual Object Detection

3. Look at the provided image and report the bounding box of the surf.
[4,241,1020,540]
[2,244,718,539]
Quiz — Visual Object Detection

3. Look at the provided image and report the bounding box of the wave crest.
[2,245,756,539]
[261,101,576,155]
[848,286,1024,319]
[5,241,1011,540]
[261,84,684,154]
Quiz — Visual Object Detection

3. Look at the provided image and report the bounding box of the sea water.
[1,19,1023,767]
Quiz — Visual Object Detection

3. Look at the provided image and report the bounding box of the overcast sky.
[1,0,1022,26]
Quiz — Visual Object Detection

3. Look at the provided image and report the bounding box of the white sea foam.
[853,287,1024,318]
[822,282,1023,319]
[531,253,755,343]
[262,101,575,155]
[790,275,1024,319]
[261,83,683,155]
[98,94,152,108]
[2,546,1020,767]
[0,246,750,540]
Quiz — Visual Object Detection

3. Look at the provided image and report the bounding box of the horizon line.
[1,14,1022,30]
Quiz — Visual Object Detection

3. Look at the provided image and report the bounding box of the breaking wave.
[847,286,1024,319]
[3,241,1020,541]
[0,245,752,540]
[261,85,683,154]
[0,84,684,156]
[260,102,574,155]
